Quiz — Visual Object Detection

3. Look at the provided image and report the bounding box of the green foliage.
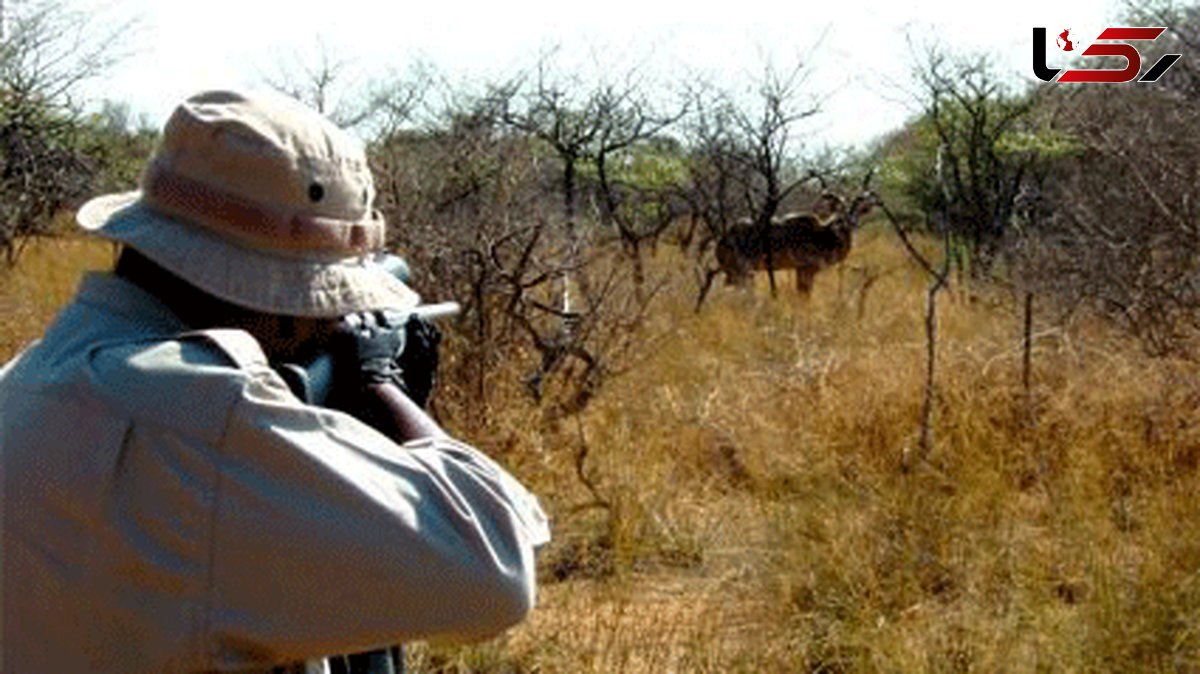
[0,92,159,265]
[603,143,688,192]
[79,101,159,194]
[886,98,1075,215]
[0,92,95,260]
[879,51,1078,274]
[995,126,1081,159]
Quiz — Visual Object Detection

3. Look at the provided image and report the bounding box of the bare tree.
[1017,84,1200,357]
[679,87,744,256]
[370,72,663,426]
[903,44,1045,277]
[879,184,952,469]
[588,79,687,292]
[369,71,677,556]
[491,56,670,408]
[1123,0,1200,100]
[498,54,600,257]
[263,40,429,134]
[684,61,822,304]
[0,0,136,264]
[0,0,133,104]
[875,41,1060,464]
[369,83,537,419]
[481,54,688,413]
[727,62,821,295]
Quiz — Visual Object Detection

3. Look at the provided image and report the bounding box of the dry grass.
[6,230,1200,672]
[0,235,115,361]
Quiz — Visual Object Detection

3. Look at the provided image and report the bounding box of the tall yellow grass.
[5,231,1200,672]
[0,236,115,361]
[428,229,1200,673]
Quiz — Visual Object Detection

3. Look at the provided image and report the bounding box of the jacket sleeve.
[202,349,550,669]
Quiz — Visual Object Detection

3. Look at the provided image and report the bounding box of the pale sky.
[75,0,1122,148]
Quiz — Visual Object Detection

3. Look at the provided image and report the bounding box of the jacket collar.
[73,272,190,336]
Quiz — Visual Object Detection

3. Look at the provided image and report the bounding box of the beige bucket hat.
[77,89,419,318]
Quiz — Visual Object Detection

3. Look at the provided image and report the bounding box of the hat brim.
[77,192,420,319]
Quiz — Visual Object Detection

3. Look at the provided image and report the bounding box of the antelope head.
[813,171,879,231]
[843,190,880,228]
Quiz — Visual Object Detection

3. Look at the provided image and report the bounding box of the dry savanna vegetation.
[5,0,1200,671]
[6,228,1200,672]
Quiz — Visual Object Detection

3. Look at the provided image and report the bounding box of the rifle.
[275,299,460,408]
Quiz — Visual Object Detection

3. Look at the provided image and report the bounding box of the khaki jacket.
[0,273,549,672]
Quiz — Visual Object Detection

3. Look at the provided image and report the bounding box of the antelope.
[713,191,879,295]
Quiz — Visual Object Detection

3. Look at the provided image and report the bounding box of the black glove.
[337,311,408,388]
[327,310,440,414]
[325,310,404,430]
[395,314,441,409]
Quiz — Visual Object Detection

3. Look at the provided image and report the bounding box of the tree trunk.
[1022,291,1035,427]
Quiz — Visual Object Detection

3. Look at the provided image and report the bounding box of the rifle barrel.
[411,302,461,322]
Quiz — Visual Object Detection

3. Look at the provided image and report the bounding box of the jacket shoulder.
[87,329,271,443]
[183,328,272,370]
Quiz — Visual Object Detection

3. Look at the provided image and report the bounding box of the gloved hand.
[327,310,441,421]
[396,313,441,409]
[337,310,408,389]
